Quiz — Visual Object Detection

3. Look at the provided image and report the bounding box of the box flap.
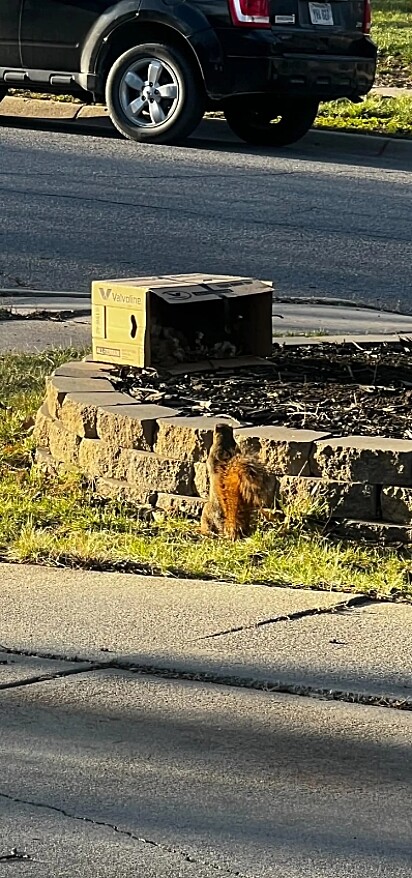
[151,277,273,305]
[93,274,274,306]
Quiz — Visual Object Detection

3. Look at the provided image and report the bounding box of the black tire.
[224,98,319,147]
[105,42,205,145]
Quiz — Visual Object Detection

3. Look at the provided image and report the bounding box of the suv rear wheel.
[105,43,205,145]
[224,97,319,147]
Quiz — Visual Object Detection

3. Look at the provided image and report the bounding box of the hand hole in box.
[130,314,138,339]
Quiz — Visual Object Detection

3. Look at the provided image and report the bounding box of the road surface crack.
[186,594,372,643]
[0,848,32,861]
[0,792,252,877]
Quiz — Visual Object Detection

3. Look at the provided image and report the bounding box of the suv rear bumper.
[219,53,375,100]
[194,28,377,102]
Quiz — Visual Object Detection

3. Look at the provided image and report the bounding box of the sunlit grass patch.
[1,348,411,600]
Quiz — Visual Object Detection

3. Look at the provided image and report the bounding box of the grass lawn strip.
[316,95,412,138]
[1,349,411,600]
[374,0,412,87]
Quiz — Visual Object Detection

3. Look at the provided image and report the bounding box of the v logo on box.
[99,288,112,301]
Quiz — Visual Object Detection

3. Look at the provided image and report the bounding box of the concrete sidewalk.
[1,562,411,705]
[2,561,412,877]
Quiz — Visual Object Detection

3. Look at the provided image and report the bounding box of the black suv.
[0,1,376,146]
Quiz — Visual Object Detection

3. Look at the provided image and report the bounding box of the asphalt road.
[1,118,412,310]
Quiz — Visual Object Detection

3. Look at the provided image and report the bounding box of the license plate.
[309,2,334,24]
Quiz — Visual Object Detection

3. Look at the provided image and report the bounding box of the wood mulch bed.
[113,339,412,439]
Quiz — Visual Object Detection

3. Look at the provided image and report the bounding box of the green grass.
[1,349,412,599]
[373,0,412,85]
[316,0,412,137]
[316,94,412,137]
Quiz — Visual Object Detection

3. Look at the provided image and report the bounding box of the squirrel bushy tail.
[218,456,267,540]
[201,423,269,541]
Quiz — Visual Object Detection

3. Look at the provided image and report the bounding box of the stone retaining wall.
[34,359,412,542]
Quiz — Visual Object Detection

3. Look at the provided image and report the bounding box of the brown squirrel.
[200,423,268,540]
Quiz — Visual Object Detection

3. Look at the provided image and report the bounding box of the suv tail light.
[229,0,270,28]
[363,0,372,33]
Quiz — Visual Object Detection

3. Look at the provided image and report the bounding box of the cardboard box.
[92,274,273,368]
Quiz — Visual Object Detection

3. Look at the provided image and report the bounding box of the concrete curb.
[273,333,412,346]
[373,85,412,97]
[2,95,412,159]
[0,96,107,121]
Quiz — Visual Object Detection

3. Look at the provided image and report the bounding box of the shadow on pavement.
[1,113,411,173]
[0,666,411,874]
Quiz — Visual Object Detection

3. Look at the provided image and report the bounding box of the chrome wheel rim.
[119,57,179,128]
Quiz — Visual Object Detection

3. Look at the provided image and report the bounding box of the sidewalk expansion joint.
[2,637,410,712]
[119,662,412,712]
[185,594,373,643]
[0,643,93,662]
[0,791,253,877]
[0,662,103,692]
